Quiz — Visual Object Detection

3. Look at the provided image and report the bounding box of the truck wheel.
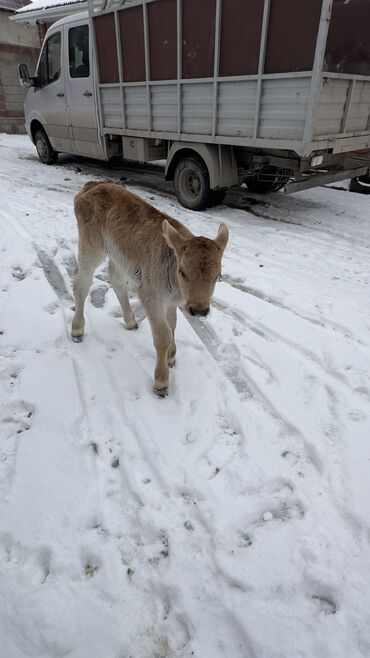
[245,166,289,194]
[34,129,58,165]
[349,174,370,195]
[174,156,211,211]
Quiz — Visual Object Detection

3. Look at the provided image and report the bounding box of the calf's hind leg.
[72,246,104,342]
[108,259,137,330]
[167,305,177,367]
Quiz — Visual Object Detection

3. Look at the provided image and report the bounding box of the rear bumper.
[286,166,369,193]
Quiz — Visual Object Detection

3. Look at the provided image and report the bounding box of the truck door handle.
[56,92,64,98]
[83,90,93,97]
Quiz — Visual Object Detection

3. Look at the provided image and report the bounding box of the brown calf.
[72,182,229,396]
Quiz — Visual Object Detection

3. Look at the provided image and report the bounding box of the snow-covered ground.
[0,133,369,658]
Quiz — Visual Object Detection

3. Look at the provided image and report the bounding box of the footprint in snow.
[0,534,51,586]
[237,531,253,548]
[196,414,244,480]
[109,300,146,323]
[81,549,101,579]
[90,283,109,308]
[311,593,337,615]
[239,479,305,543]
[90,441,99,455]
[0,400,35,498]
[0,363,23,390]
[109,306,123,319]
[11,265,27,281]
[281,446,323,476]
[348,408,366,422]
[281,450,301,467]
[0,400,34,435]
[62,251,78,280]
[84,561,99,578]
[119,529,169,570]
[258,501,305,524]
[179,488,200,507]
[44,300,60,315]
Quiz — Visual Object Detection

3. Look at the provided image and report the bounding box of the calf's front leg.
[144,301,172,397]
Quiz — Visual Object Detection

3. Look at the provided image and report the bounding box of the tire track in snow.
[36,248,73,303]
[229,192,370,252]
[200,300,370,544]
[221,274,369,349]
[213,298,370,405]
[185,312,325,476]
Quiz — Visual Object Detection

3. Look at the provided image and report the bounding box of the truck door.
[66,22,103,158]
[34,29,72,153]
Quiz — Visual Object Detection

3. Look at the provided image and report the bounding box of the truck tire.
[34,129,58,165]
[245,166,289,194]
[349,174,370,194]
[174,156,211,210]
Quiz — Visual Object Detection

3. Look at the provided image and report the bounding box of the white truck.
[19,0,370,209]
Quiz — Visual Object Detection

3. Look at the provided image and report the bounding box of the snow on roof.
[15,0,85,14]
[15,0,134,15]
[0,0,30,10]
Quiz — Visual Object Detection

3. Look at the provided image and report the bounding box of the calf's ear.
[162,220,186,253]
[215,223,229,252]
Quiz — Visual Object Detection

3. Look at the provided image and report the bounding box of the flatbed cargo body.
[92,0,370,157]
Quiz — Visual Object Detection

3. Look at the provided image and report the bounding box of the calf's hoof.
[124,320,138,331]
[168,358,176,368]
[72,333,84,343]
[153,384,169,398]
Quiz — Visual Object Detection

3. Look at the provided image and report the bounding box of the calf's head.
[163,221,229,316]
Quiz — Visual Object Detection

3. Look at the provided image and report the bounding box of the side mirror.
[19,63,36,88]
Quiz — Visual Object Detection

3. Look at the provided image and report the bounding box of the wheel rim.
[36,136,48,160]
[178,167,202,205]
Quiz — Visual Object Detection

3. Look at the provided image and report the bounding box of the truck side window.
[69,26,90,78]
[38,32,61,87]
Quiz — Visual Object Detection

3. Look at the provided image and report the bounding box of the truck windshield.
[37,32,61,87]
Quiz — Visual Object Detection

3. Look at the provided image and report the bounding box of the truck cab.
[23,12,105,162]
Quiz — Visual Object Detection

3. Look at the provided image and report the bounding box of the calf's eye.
[179,269,188,281]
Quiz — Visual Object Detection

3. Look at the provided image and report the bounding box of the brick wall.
[0,12,40,133]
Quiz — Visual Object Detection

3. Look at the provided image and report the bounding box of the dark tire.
[174,156,211,211]
[34,128,58,165]
[245,166,290,194]
[349,174,370,195]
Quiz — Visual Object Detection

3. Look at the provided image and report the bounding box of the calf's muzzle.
[189,306,210,317]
